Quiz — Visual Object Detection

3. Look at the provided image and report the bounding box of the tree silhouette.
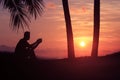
[62,0,75,59]
[0,0,44,30]
[91,0,100,57]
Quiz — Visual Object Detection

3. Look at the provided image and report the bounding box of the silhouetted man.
[15,31,42,60]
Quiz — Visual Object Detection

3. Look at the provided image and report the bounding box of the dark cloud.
[0,45,15,52]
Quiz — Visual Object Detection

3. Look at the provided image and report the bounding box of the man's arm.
[30,38,42,50]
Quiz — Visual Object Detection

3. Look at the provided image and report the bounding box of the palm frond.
[24,0,44,19]
[0,0,44,30]
[10,7,30,30]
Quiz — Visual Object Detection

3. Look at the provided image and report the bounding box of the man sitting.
[15,31,42,61]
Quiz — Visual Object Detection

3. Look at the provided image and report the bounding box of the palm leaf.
[0,0,44,30]
[24,0,44,19]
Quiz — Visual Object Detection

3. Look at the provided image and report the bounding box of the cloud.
[46,2,57,9]
[0,45,15,52]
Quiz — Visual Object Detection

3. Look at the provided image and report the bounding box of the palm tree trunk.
[91,0,100,57]
[62,0,75,59]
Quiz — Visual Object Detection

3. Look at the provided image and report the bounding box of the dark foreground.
[1,52,120,80]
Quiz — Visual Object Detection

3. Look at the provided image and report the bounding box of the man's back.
[15,38,30,58]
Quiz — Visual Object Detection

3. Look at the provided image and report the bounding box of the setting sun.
[80,41,86,47]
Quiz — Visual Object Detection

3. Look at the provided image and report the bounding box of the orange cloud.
[81,6,87,13]
[46,2,57,9]
[70,7,81,15]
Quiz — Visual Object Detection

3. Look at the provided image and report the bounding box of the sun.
[80,41,86,47]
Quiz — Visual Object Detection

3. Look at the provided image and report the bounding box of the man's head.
[24,31,30,40]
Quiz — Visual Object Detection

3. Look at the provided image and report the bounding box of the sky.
[0,0,120,59]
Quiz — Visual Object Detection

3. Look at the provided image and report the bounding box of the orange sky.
[0,0,120,59]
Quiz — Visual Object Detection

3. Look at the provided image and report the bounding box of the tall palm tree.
[62,0,75,59]
[0,0,44,30]
[91,0,100,57]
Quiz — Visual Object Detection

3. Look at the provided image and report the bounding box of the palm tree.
[62,0,75,59]
[0,0,44,30]
[91,0,100,57]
